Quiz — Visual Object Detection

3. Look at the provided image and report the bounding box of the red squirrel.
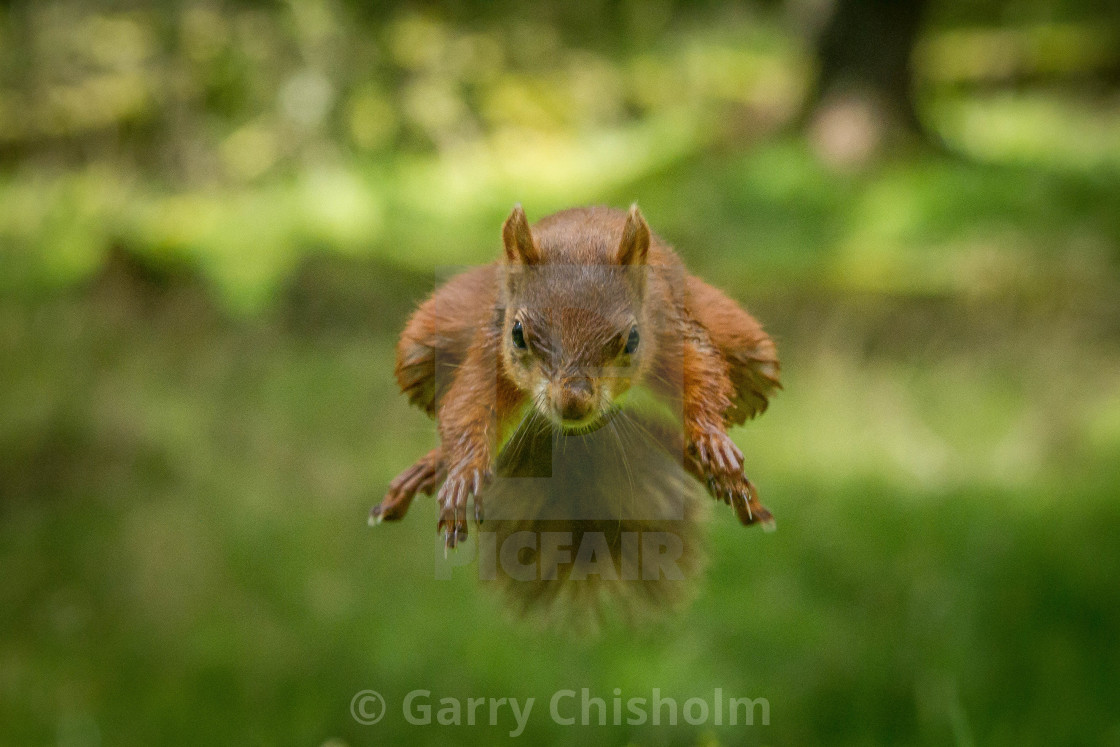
[371,204,781,553]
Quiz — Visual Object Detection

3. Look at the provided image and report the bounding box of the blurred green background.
[1,0,1119,744]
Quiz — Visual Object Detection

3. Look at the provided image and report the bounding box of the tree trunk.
[806,0,932,164]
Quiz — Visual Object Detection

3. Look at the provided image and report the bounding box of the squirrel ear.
[501,204,541,265]
[616,203,650,266]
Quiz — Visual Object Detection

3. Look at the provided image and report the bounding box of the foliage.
[1,1,1119,745]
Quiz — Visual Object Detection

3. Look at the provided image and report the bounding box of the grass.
[2,5,1119,741]
[2,191,1119,742]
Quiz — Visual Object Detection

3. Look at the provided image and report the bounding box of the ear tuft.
[617,203,650,266]
[501,204,541,265]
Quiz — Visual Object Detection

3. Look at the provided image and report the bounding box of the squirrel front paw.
[690,428,775,530]
[690,427,745,480]
[370,458,441,525]
[370,449,444,526]
[436,465,491,549]
[707,471,775,530]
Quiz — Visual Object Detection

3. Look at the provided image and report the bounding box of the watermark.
[350,690,387,725]
[350,687,769,736]
[435,530,686,581]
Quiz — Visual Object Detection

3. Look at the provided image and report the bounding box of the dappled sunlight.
[933,91,1120,168]
[396,110,702,222]
[1,3,1115,308]
[0,3,808,306]
[916,23,1118,85]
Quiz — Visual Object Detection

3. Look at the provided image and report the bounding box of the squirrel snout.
[553,377,596,422]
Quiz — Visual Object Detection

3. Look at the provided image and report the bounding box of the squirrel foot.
[693,430,775,530]
[723,473,775,531]
[370,449,444,526]
[436,466,491,549]
[692,427,744,479]
[691,427,744,482]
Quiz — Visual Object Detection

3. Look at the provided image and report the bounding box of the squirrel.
[371,203,782,564]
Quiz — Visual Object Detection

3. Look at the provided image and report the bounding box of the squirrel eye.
[624,326,639,354]
[511,320,527,350]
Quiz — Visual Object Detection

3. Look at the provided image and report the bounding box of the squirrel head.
[498,204,655,432]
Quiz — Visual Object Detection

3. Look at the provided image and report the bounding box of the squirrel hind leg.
[370,447,445,525]
[685,276,781,424]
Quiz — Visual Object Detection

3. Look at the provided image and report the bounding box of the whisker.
[617,409,673,455]
[607,418,637,527]
[504,395,545,464]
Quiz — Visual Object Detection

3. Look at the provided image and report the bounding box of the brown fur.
[372,205,781,551]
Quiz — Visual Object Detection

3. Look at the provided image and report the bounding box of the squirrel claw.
[372,449,445,526]
[692,428,745,478]
[438,517,468,549]
[436,466,491,548]
[700,465,775,530]
[730,481,774,529]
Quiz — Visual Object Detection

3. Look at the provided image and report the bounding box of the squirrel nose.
[557,377,595,421]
